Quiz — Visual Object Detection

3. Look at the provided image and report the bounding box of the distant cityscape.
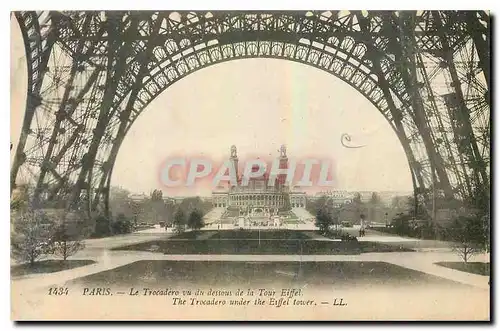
[129,190,413,206]
[113,147,414,227]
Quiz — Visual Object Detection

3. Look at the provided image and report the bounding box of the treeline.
[109,188,212,226]
[10,185,214,240]
[306,192,409,224]
[93,188,213,237]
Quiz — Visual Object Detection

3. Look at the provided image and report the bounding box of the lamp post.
[258,226,261,247]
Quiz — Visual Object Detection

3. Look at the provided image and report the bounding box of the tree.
[10,184,30,211]
[150,190,169,224]
[466,186,490,251]
[352,192,364,212]
[109,186,133,217]
[178,197,212,216]
[51,211,85,261]
[112,213,133,234]
[306,196,328,216]
[151,189,163,201]
[466,185,490,218]
[369,192,382,221]
[92,215,112,238]
[315,208,332,234]
[406,196,429,220]
[352,192,362,205]
[391,212,412,236]
[330,205,343,231]
[187,209,204,231]
[173,208,186,234]
[139,189,172,225]
[391,196,407,210]
[11,208,53,266]
[129,200,142,227]
[370,192,381,205]
[345,192,367,224]
[447,216,487,263]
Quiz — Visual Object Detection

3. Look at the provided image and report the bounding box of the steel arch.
[11,10,490,217]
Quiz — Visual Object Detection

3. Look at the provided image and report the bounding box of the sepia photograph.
[9,9,491,321]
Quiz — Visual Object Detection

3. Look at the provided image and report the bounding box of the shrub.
[446,216,488,263]
[51,211,86,260]
[11,208,54,266]
[92,215,112,238]
[112,213,133,235]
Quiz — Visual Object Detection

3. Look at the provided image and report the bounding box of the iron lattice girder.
[357,13,426,194]
[10,12,56,193]
[388,12,455,198]
[11,10,490,214]
[48,11,477,121]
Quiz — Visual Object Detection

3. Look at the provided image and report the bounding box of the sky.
[10,18,413,197]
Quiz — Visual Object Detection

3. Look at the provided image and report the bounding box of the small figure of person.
[359,214,366,237]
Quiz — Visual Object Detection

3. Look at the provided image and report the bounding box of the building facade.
[211,145,306,216]
[290,191,306,208]
[312,190,354,208]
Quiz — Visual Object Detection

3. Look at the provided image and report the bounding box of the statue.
[230,145,237,158]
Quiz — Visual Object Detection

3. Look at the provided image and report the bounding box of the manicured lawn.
[283,220,304,224]
[68,260,469,288]
[210,229,311,240]
[11,259,96,277]
[435,262,490,276]
[168,230,218,239]
[113,230,413,255]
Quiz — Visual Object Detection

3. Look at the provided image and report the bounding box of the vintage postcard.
[10,10,490,321]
